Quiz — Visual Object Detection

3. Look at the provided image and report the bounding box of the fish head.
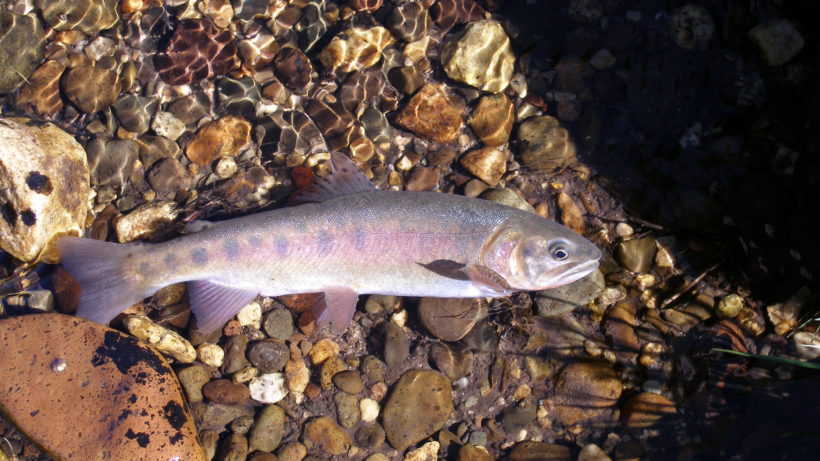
[482,216,601,291]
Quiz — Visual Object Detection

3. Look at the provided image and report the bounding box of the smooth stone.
[333,370,365,394]
[383,321,410,367]
[0,119,89,263]
[516,116,576,172]
[248,373,288,404]
[382,370,453,451]
[319,26,396,74]
[395,83,465,143]
[361,356,387,382]
[557,191,585,234]
[303,416,352,455]
[151,111,186,141]
[221,335,251,374]
[461,321,498,353]
[430,343,473,381]
[419,297,487,341]
[217,76,261,119]
[192,401,256,432]
[716,294,744,319]
[86,138,139,187]
[295,2,327,52]
[62,64,121,113]
[112,94,157,134]
[569,0,603,23]
[405,441,439,461]
[432,0,484,30]
[500,399,537,433]
[16,60,65,116]
[37,0,118,35]
[202,379,250,406]
[457,445,493,461]
[385,2,431,42]
[113,201,178,243]
[460,148,506,187]
[248,341,290,373]
[273,47,312,91]
[669,4,714,50]
[469,93,514,147]
[136,135,180,167]
[536,269,604,316]
[578,443,611,461]
[147,157,192,199]
[154,18,239,85]
[749,19,805,66]
[553,361,622,425]
[264,308,295,340]
[185,115,252,166]
[508,442,571,461]
[388,65,425,95]
[479,188,534,213]
[177,364,212,403]
[349,0,383,13]
[248,405,285,452]
[168,93,212,125]
[614,236,657,273]
[405,166,440,191]
[620,392,676,429]
[0,11,45,94]
[441,20,515,93]
[334,392,360,428]
[604,301,639,364]
[123,315,196,363]
[217,433,248,461]
[355,424,385,451]
[590,49,616,70]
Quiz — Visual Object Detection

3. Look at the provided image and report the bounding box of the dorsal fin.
[291,152,376,203]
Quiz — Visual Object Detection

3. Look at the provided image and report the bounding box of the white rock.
[441,20,515,93]
[359,398,380,422]
[403,441,439,461]
[114,201,179,243]
[122,314,196,363]
[236,300,262,328]
[578,443,612,461]
[196,343,225,368]
[249,372,288,403]
[151,111,186,141]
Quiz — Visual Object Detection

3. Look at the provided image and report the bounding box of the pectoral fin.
[417,259,470,281]
[466,265,513,295]
[188,281,259,333]
[314,287,360,333]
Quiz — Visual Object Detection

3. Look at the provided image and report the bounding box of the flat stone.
[349,0,383,13]
[516,116,576,172]
[356,424,385,451]
[263,308,294,340]
[0,119,89,263]
[192,401,255,432]
[480,188,534,213]
[395,83,465,143]
[62,64,122,113]
[535,269,604,317]
[185,115,251,166]
[457,444,493,461]
[178,364,212,403]
[333,370,365,394]
[0,11,46,94]
[620,392,676,429]
[553,360,622,425]
[432,0,484,31]
[168,93,212,125]
[441,20,515,93]
[16,60,65,116]
[749,18,804,66]
[319,26,396,74]
[151,111,186,141]
[430,343,473,381]
[147,157,192,199]
[385,2,431,42]
[309,338,340,365]
[419,297,487,341]
[112,94,158,134]
[383,321,410,367]
[604,301,639,364]
[334,392,360,428]
[382,369,453,451]
[388,65,426,95]
[406,166,440,192]
[221,335,251,374]
[217,76,261,119]
[248,405,286,452]
[508,442,571,461]
[202,379,250,406]
[460,148,507,187]
[303,416,352,456]
[470,93,515,147]
[273,47,312,92]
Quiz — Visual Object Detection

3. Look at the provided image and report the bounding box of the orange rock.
[395,83,465,143]
[185,115,251,166]
[621,392,677,429]
[470,93,514,147]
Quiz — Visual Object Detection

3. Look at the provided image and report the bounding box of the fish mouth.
[558,258,600,285]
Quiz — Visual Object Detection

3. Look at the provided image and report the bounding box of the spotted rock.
[62,64,122,113]
[16,60,65,116]
[431,0,484,31]
[395,83,464,143]
[37,0,119,35]
[273,47,313,92]
[516,115,577,172]
[185,115,252,166]
[0,119,90,263]
[470,93,514,147]
[441,20,515,93]
[319,26,396,74]
[154,19,239,86]
[0,314,204,460]
[0,11,46,94]
[386,2,431,43]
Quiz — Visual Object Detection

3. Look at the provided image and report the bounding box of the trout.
[58,153,601,333]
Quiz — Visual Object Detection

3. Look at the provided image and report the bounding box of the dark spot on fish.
[26,172,53,195]
[354,228,366,251]
[20,209,36,226]
[162,401,186,431]
[191,248,208,265]
[275,237,289,257]
[91,331,168,375]
[164,253,177,267]
[249,235,262,247]
[223,239,240,260]
[317,234,334,253]
[139,262,151,275]
[126,252,133,258]
[125,429,150,448]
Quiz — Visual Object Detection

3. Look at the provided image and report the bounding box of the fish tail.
[56,236,154,326]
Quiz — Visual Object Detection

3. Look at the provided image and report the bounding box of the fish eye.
[550,244,570,260]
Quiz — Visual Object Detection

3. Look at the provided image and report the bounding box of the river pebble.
[553,360,622,425]
[203,379,250,406]
[248,404,286,452]
[249,373,288,404]
[442,20,515,93]
[0,11,45,94]
[395,83,465,143]
[620,392,676,429]
[303,416,352,455]
[383,369,453,451]
[248,340,290,373]
[123,314,196,363]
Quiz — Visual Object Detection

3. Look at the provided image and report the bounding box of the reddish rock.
[154,19,239,86]
[202,379,251,406]
[395,83,465,143]
[185,115,251,166]
[432,0,484,30]
[273,47,312,92]
[17,60,64,116]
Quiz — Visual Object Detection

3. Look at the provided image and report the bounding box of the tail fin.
[56,237,154,326]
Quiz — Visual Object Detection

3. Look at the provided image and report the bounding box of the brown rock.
[273,47,312,91]
[470,93,515,147]
[332,370,365,394]
[553,361,622,425]
[37,0,118,35]
[460,148,507,187]
[382,369,453,451]
[395,83,464,143]
[17,60,64,116]
[508,441,571,461]
[516,116,577,172]
[405,166,440,191]
[385,2,431,42]
[457,444,494,461]
[432,0,484,31]
[430,343,473,381]
[349,0,383,13]
[621,392,676,429]
[319,27,396,74]
[202,379,250,405]
[419,297,488,341]
[605,301,639,364]
[185,115,251,166]
[303,416,352,455]
[62,64,121,113]
[557,191,584,235]
[388,65,425,95]
[154,19,239,86]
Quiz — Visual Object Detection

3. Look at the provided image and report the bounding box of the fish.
[57,153,601,334]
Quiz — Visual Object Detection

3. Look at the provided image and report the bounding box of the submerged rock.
[441,20,515,93]
[395,83,465,143]
[382,369,453,451]
[0,11,46,94]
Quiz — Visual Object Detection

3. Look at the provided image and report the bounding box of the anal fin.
[188,281,258,333]
[313,287,360,333]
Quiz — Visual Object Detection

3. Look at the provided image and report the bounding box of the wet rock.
[305,95,356,150]
[578,443,611,461]
[614,236,657,273]
[37,0,118,35]
[154,19,239,85]
[168,93,212,126]
[248,340,290,373]
[457,445,493,461]
[264,308,294,340]
[249,372,288,404]
[0,119,90,263]
[419,297,487,341]
[589,49,616,70]
[356,424,385,451]
[793,332,820,360]
[620,392,676,429]
[383,369,453,451]
[303,416,352,456]
[383,321,410,367]
[249,404,286,452]
[480,188,534,213]
[0,11,46,94]
[385,2,431,42]
[553,360,621,425]
[147,157,192,199]
[186,115,252,166]
[309,338,340,365]
[470,93,515,147]
[222,335,251,374]
[749,19,805,66]
[767,287,809,336]
[432,0,484,31]
[273,47,313,92]
[536,269,604,316]
[604,301,639,364]
[202,379,250,405]
[516,116,576,172]
[405,441,439,461]
[430,343,473,381]
[86,138,139,187]
[557,191,585,234]
[670,4,714,50]
[339,69,391,115]
[136,135,181,167]
[16,60,65,116]
[360,398,380,423]
[500,399,537,433]
[333,370,364,394]
[349,0,383,14]
[321,355,348,390]
[334,392,360,428]
[296,2,327,52]
[388,65,425,95]
[396,83,465,143]
[217,76,261,119]
[319,26,396,74]
[508,442,571,461]
[112,94,158,134]
[361,355,387,382]
[217,433,247,461]
[151,111,186,141]
[441,20,515,93]
[114,201,179,243]
[123,314,196,363]
[62,64,122,113]
[193,401,256,432]
[177,364,212,403]
[569,0,602,23]
[197,343,224,368]
[716,294,744,319]
[460,148,506,187]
